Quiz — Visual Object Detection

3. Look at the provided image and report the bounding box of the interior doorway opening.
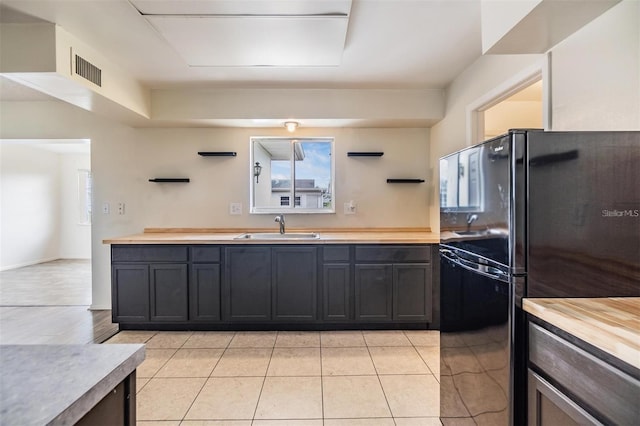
[482,80,543,140]
[0,138,92,306]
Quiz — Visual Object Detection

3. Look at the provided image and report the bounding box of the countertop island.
[523,297,640,369]
[103,227,440,245]
[0,344,145,425]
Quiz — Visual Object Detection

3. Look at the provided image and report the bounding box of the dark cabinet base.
[118,321,431,331]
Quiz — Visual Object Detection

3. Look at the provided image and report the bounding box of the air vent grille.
[75,55,102,87]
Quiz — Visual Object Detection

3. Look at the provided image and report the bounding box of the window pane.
[251,137,334,213]
[294,141,332,209]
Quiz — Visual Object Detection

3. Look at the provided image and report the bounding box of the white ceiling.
[0,0,482,92]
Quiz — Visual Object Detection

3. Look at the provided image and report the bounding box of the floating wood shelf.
[197,152,237,157]
[386,179,425,183]
[347,152,384,157]
[149,178,190,183]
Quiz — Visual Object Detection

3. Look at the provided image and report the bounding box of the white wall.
[0,100,431,309]
[0,143,61,270]
[430,0,639,231]
[0,144,92,270]
[550,0,639,130]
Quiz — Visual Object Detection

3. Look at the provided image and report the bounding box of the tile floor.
[105,329,441,425]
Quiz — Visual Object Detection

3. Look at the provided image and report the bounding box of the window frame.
[249,136,335,214]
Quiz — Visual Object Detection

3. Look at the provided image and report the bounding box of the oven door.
[440,247,512,425]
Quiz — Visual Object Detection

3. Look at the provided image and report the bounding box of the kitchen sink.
[234,232,320,240]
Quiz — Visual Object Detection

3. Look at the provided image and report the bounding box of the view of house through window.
[251,137,334,213]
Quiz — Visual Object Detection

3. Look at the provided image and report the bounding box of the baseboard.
[0,257,60,272]
[89,305,112,311]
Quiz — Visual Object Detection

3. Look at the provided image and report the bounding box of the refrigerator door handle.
[440,249,509,282]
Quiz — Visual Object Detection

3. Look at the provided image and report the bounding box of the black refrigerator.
[438,130,640,425]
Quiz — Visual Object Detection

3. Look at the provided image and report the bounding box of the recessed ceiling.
[0,0,482,90]
[132,0,352,67]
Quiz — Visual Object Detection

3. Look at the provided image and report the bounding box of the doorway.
[483,80,543,140]
[0,139,92,305]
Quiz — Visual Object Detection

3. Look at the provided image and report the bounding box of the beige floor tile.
[146,332,194,349]
[394,418,442,426]
[321,347,377,376]
[137,377,150,393]
[415,346,440,378]
[183,332,235,348]
[379,374,439,417]
[369,346,431,375]
[184,377,263,420]
[180,421,251,426]
[137,421,181,426]
[252,421,323,426]
[362,330,412,347]
[138,349,178,378]
[323,375,392,418]
[156,348,223,378]
[228,331,276,348]
[255,376,323,419]
[137,377,206,420]
[324,420,394,426]
[105,330,157,344]
[404,330,440,347]
[267,347,321,376]
[275,331,320,347]
[211,348,272,376]
[320,331,366,347]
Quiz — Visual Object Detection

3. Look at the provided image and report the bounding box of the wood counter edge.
[523,297,640,370]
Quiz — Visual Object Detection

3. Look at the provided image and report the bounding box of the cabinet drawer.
[355,245,430,262]
[112,245,188,262]
[191,246,221,263]
[323,246,350,262]
[529,323,640,425]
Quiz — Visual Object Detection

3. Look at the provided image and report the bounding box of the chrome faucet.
[466,214,478,232]
[275,214,286,234]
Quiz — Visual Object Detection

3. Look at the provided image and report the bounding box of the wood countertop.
[103,228,440,245]
[523,297,640,370]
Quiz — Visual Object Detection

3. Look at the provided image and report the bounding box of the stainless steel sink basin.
[234,232,320,240]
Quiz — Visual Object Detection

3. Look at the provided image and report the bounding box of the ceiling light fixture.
[284,121,299,132]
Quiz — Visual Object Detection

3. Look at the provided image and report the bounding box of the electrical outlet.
[118,202,125,215]
[102,203,110,214]
[344,201,356,215]
[229,203,242,215]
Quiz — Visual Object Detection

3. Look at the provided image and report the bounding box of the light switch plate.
[229,203,242,215]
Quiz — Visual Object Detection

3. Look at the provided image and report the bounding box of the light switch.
[118,203,125,215]
[344,201,356,215]
[102,203,110,214]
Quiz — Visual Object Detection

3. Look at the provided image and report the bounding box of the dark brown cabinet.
[355,264,393,320]
[527,322,640,425]
[110,243,435,329]
[272,247,317,321]
[112,264,149,322]
[354,246,432,322]
[224,246,271,321]
[149,264,188,321]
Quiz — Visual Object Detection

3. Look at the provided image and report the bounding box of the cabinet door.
[393,263,432,321]
[189,263,221,321]
[272,247,317,321]
[112,264,149,322]
[528,370,601,426]
[355,264,392,320]
[150,264,188,322]
[225,247,271,321]
[323,264,351,320]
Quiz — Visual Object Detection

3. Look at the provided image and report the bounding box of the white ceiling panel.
[145,15,349,67]
[130,0,352,16]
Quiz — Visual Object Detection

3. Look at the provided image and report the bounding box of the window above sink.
[250,137,335,214]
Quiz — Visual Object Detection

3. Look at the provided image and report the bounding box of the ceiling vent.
[74,54,102,87]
